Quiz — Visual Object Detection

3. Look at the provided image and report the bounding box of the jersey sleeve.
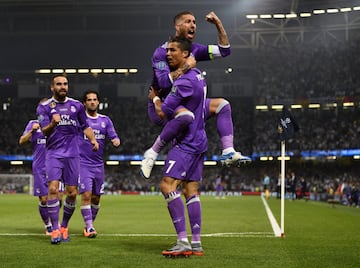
[77,103,90,131]
[105,116,119,141]
[23,121,33,135]
[192,42,231,60]
[152,45,173,91]
[161,77,193,118]
[36,103,50,129]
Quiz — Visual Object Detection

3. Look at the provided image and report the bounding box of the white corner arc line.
[261,196,282,237]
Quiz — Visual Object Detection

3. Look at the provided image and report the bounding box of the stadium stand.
[1,17,359,206]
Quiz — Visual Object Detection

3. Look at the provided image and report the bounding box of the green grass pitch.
[0,194,359,267]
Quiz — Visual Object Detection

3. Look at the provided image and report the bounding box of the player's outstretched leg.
[140,147,158,180]
[220,151,252,167]
[140,110,194,179]
[208,98,252,167]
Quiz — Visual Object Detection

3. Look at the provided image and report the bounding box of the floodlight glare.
[78,69,89,73]
[260,14,272,19]
[90,69,102,73]
[313,9,325,14]
[340,7,352,12]
[36,69,51,74]
[286,13,297,18]
[246,15,258,19]
[273,14,285,19]
[52,69,64,73]
[65,69,77,73]
[327,9,339,13]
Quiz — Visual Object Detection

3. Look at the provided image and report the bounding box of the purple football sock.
[47,198,60,230]
[165,191,187,241]
[61,198,76,228]
[216,101,234,150]
[39,202,50,226]
[186,195,202,242]
[81,205,93,229]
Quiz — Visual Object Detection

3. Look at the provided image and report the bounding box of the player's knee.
[39,196,47,205]
[48,186,58,196]
[81,191,92,203]
[148,102,166,126]
[148,113,166,126]
[160,181,174,195]
[66,186,78,198]
[175,111,194,128]
[216,99,230,114]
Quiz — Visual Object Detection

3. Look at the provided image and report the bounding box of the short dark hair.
[173,11,194,25]
[82,90,100,103]
[51,74,67,85]
[168,35,192,55]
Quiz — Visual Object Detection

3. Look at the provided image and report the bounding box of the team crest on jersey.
[37,114,44,123]
[156,61,167,71]
[71,106,76,113]
[101,122,106,128]
[49,101,56,108]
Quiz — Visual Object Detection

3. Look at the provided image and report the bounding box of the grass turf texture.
[0,194,359,267]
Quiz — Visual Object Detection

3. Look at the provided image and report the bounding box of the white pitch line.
[261,195,282,237]
[0,232,274,238]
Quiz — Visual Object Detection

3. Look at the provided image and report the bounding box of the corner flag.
[277,106,299,141]
[277,106,299,237]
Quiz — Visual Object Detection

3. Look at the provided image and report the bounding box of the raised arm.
[205,11,230,47]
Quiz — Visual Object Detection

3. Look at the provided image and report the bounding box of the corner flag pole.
[280,140,285,237]
[278,105,299,238]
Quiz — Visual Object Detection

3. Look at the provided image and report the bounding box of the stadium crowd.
[1,95,359,207]
[1,39,359,206]
[255,40,360,102]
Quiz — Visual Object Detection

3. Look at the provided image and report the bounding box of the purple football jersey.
[22,120,48,195]
[36,97,89,158]
[79,113,119,166]
[22,120,46,173]
[161,68,207,154]
[152,41,230,93]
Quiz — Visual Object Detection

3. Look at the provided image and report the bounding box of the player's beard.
[54,89,67,102]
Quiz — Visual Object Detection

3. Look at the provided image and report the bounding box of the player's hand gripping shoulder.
[171,56,196,81]
[148,86,158,101]
[149,86,166,119]
[185,56,196,71]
